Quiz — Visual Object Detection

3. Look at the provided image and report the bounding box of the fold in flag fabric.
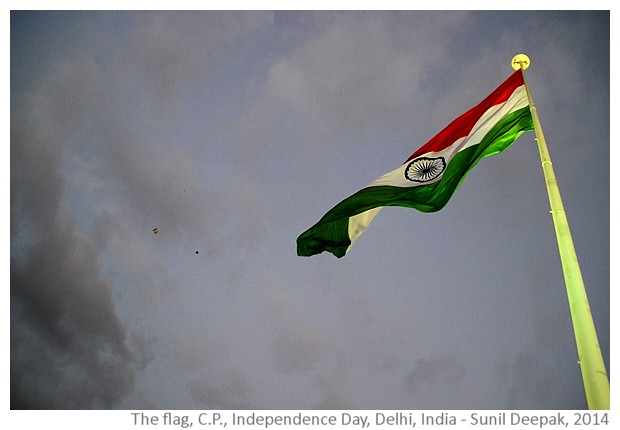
[297,69,534,258]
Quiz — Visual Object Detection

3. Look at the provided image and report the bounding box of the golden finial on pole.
[511,53,530,70]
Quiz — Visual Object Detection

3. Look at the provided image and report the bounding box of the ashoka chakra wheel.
[404,156,446,183]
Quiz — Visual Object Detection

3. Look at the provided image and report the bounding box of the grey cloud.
[273,325,326,373]
[112,11,274,120]
[81,14,270,251]
[10,208,141,408]
[11,55,101,236]
[266,12,468,135]
[495,352,560,409]
[188,370,255,409]
[10,37,149,409]
[405,355,465,392]
[312,393,353,410]
[264,287,330,374]
[309,369,353,410]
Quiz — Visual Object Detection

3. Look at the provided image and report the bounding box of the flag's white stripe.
[347,207,382,253]
[367,85,528,189]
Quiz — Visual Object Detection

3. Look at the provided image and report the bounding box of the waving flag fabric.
[297,70,534,258]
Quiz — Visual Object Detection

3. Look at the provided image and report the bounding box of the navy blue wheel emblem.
[404,156,446,183]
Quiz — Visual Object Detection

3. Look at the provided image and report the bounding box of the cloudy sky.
[10,10,610,410]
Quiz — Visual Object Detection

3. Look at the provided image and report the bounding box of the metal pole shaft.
[517,60,609,409]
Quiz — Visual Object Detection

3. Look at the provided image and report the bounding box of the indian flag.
[297,69,534,258]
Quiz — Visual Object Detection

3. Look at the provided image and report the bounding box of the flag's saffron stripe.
[297,104,533,258]
[406,70,526,161]
[368,85,528,190]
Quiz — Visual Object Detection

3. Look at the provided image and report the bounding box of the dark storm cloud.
[10,55,150,408]
[10,223,143,409]
[11,11,274,410]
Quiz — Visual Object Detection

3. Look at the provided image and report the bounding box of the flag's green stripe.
[297,106,533,257]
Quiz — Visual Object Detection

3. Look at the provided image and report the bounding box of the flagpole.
[511,54,609,410]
